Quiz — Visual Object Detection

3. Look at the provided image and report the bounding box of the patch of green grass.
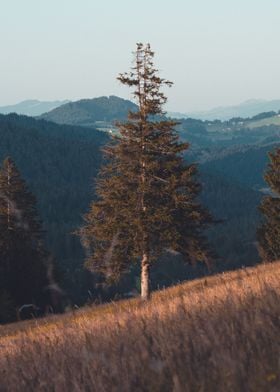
[247,115,280,129]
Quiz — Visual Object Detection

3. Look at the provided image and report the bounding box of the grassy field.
[247,115,280,129]
[1,262,280,391]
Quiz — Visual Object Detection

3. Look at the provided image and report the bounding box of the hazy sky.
[1,0,280,111]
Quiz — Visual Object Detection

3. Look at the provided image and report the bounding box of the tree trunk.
[141,252,150,300]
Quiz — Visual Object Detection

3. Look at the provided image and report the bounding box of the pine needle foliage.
[80,43,213,299]
[257,147,280,261]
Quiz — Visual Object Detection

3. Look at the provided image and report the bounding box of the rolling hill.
[170,99,280,121]
[247,114,280,129]
[0,112,274,305]
[1,261,279,391]
[199,142,280,190]
[40,96,138,129]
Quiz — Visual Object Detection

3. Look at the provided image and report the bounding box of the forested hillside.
[0,114,108,303]
[200,170,262,268]
[0,112,275,305]
[200,143,280,190]
[40,96,138,129]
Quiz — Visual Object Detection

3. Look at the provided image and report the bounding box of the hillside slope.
[1,261,280,391]
[40,95,138,128]
[0,114,109,302]
[200,142,280,189]
[0,113,270,304]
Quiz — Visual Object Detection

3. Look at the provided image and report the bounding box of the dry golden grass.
[1,262,280,391]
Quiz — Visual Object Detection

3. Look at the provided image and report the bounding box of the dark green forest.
[0,114,108,305]
[0,110,274,311]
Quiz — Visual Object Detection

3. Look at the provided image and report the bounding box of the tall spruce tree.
[80,43,213,299]
[0,157,49,315]
[257,147,280,261]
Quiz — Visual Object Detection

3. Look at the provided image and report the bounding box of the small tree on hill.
[257,148,280,261]
[80,43,213,300]
[0,157,49,313]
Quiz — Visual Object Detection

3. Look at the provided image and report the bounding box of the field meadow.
[1,261,280,391]
[247,115,280,129]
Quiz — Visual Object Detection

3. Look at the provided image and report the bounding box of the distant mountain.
[0,100,69,116]
[40,96,138,128]
[169,99,280,121]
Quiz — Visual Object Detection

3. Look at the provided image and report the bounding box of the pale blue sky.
[1,0,280,111]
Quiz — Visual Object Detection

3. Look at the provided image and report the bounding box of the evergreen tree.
[80,43,213,299]
[257,148,280,261]
[0,157,49,315]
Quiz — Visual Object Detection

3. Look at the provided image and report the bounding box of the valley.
[0,98,279,306]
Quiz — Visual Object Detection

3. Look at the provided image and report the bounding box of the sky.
[1,0,280,112]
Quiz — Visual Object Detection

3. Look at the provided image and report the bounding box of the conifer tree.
[0,157,49,312]
[81,43,213,300]
[257,148,280,261]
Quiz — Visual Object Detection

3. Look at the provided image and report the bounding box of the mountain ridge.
[0,100,69,116]
[169,99,280,121]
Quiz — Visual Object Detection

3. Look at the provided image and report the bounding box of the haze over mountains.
[0,90,280,303]
[0,100,69,117]
[169,99,280,121]
[4,96,280,122]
